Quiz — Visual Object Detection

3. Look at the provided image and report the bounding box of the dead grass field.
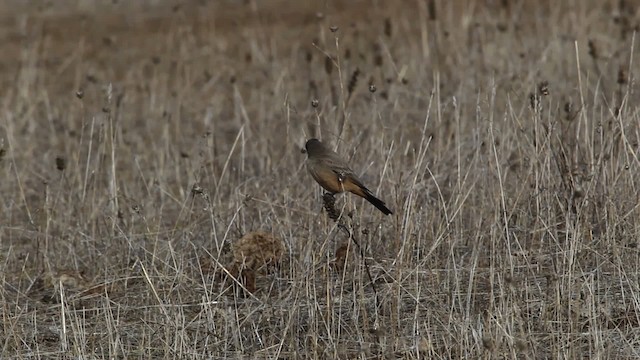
[1,0,640,358]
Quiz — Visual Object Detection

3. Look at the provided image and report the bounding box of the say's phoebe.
[304,138,393,215]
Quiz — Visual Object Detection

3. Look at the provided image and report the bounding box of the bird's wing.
[325,162,369,191]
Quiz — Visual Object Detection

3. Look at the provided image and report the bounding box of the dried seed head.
[322,193,340,221]
[76,89,84,99]
[564,101,581,121]
[374,54,383,67]
[324,56,333,75]
[347,68,360,95]
[384,17,392,37]
[55,156,66,171]
[564,101,572,114]
[372,42,383,67]
[573,187,584,199]
[309,80,317,95]
[618,67,627,85]
[329,25,339,33]
[538,81,549,96]
[102,36,114,47]
[191,183,205,196]
[588,39,598,59]
[311,99,319,108]
[428,0,437,20]
[529,93,539,111]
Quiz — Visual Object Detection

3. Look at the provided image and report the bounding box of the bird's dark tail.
[364,190,393,215]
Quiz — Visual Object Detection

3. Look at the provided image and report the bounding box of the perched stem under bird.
[304,138,393,215]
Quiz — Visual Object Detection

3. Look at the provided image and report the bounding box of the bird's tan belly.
[308,163,343,193]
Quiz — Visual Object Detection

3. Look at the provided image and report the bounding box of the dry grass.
[1,0,640,358]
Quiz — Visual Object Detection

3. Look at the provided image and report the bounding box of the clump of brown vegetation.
[226,231,285,293]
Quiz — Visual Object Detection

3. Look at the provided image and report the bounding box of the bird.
[304,138,392,215]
